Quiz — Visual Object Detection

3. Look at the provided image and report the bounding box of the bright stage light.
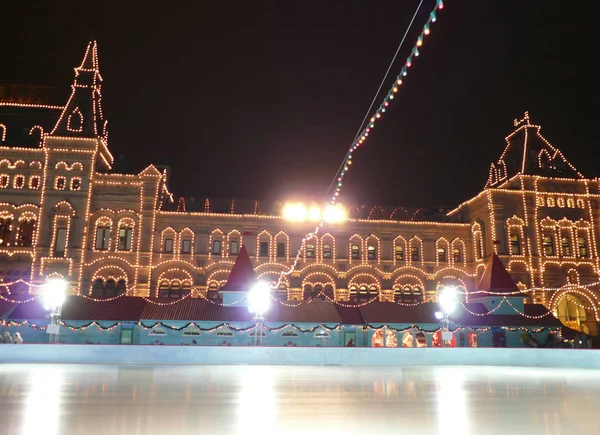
[323,204,347,223]
[438,286,458,315]
[434,311,443,320]
[42,278,67,310]
[248,281,271,315]
[308,205,321,222]
[282,203,307,222]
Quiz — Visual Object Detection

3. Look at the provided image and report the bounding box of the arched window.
[105,279,117,297]
[303,284,313,301]
[67,108,83,132]
[542,234,554,256]
[395,245,404,261]
[306,243,315,258]
[411,246,419,262]
[229,240,239,256]
[349,285,358,303]
[95,219,111,251]
[212,239,222,255]
[351,244,360,260]
[437,247,446,262]
[367,245,377,260]
[577,234,588,258]
[29,176,41,190]
[313,284,323,300]
[560,233,572,257]
[324,285,334,300]
[182,238,192,254]
[116,279,127,295]
[453,247,462,263]
[159,280,169,297]
[276,242,286,258]
[323,243,332,259]
[0,174,9,188]
[277,283,288,300]
[358,285,368,302]
[259,241,269,257]
[402,287,413,303]
[91,279,105,297]
[0,217,12,246]
[118,221,134,251]
[509,232,521,255]
[16,219,36,247]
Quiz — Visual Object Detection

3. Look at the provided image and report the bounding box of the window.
[229,240,239,256]
[542,234,554,256]
[118,225,133,251]
[13,175,25,189]
[411,246,420,261]
[578,236,588,258]
[306,243,315,258]
[323,243,332,259]
[54,228,68,257]
[395,245,404,261]
[276,242,285,258]
[0,218,11,246]
[55,176,66,190]
[182,239,192,254]
[367,245,376,260]
[95,225,111,250]
[453,248,462,263]
[164,238,173,254]
[437,247,446,262]
[0,175,9,188]
[259,241,269,257]
[351,244,360,260]
[561,235,571,257]
[313,329,331,338]
[29,176,40,189]
[509,233,521,255]
[16,220,36,247]
[212,239,222,255]
[70,178,81,191]
[476,238,483,259]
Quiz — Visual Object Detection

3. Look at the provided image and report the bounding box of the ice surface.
[0,364,599,435]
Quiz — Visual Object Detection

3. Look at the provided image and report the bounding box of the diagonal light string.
[324,0,426,201]
[273,0,446,290]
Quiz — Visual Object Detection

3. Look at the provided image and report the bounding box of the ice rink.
[1,363,599,435]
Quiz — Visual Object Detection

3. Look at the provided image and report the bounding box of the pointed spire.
[51,41,107,141]
[221,245,257,292]
[475,253,520,296]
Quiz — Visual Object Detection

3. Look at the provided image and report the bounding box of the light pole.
[248,281,271,346]
[42,278,67,344]
[436,286,457,347]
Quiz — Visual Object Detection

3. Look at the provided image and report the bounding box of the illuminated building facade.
[0,42,598,336]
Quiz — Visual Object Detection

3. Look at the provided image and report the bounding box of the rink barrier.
[1,345,600,368]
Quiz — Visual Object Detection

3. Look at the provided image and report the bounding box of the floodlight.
[438,286,457,315]
[434,311,443,320]
[248,281,271,315]
[42,278,67,310]
[308,205,321,222]
[323,204,347,223]
[282,203,307,222]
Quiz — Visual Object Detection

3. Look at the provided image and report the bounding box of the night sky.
[3,0,595,208]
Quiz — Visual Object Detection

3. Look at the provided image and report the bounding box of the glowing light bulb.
[424,25,430,35]
[397,79,402,85]
[384,101,389,107]
[437,0,444,9]
[417,36,423,46]
[393,87,398,92]
[413,47,419,56]
[376,113,381,118]
[430,11,437,22]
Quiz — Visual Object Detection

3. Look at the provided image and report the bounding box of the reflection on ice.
[0,364,598,435]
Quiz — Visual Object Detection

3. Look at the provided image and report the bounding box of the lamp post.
[42,278,67,344]
[436,286,458,347]
[248,281,271,346]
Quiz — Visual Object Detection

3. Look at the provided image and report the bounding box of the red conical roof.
[221,244,256,292]
[476,253,520,295]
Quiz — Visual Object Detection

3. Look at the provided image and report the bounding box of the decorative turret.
[472,253,527,314]
[485,112,583,188]
[219,244,257,306]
